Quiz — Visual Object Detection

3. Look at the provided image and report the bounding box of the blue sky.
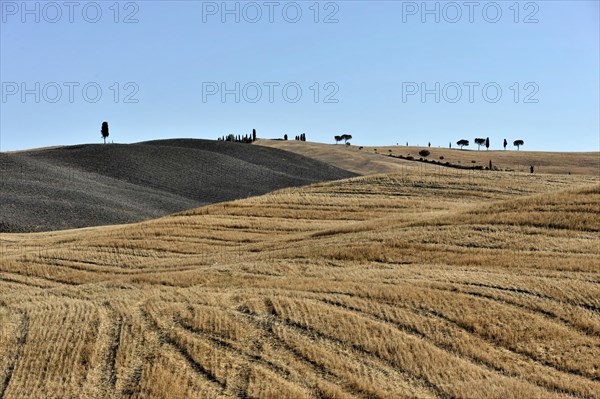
[1,0,598,151]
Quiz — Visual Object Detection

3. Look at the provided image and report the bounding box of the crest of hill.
[0,139,356,232]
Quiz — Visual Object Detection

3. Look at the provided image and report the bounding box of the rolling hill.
[1,167,599,398]
[0,139,356,232]
[255,140,600,175]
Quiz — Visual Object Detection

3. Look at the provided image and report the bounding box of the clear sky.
[1,0,598,151]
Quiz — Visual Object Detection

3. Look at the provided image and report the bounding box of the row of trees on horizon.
[217,130,307,143]
[282,133,307,141]
[100,122,525,152]
[454,138,524,150]
[217,129,258,143]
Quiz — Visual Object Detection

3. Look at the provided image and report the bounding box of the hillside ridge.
[0,139,356,232]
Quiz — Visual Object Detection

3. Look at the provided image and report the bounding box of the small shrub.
[439,155,444,160]
[419,149,430,157]
[471,160,476,164]
[406,156,414,160]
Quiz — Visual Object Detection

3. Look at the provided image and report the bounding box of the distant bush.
[439,155,444,160]
[419,149,430,157]
[406,156,414,160]
[471,160,476,164]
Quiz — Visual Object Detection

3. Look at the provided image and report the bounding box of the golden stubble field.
[1,164,599,398]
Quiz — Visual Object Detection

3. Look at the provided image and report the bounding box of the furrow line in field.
[138,306,227,393]
[0,310,29,399]
[441,282,600,337]
[315,296,591,399]
[260,298,448,399]
[233,304,434,399]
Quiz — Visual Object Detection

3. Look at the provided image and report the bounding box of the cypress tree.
[101,122,109,144]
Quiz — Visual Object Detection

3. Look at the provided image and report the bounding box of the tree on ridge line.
[513,139,524,150]
[101,122,109,144]
[457,139,469,149]
[474,138,485,150]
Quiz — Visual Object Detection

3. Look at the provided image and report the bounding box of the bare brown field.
[1,167,599,398]
[255,140,600,176]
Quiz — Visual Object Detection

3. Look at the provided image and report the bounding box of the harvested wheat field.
[1,165,599,398]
